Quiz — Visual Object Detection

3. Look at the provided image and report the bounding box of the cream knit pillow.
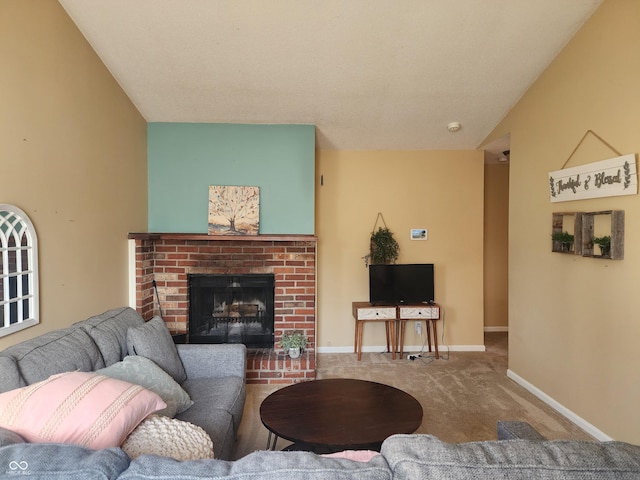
[121,415,214,461]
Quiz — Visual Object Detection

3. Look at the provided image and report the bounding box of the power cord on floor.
[437,306,450,360]
[407,305,449,363]
[407,335,429,362]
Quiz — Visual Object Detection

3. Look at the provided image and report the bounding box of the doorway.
[483,135,510,332]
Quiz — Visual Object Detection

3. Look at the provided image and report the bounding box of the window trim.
[0,204,39,336]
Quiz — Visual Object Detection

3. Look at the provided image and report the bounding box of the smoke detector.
[447,122,462,133]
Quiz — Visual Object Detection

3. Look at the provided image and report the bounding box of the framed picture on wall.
[410,229,428,240]
[208,186,260,235]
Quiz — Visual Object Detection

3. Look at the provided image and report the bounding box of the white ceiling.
[58,0,602,154]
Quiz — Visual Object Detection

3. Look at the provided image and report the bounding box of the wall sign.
[548,154,637,203]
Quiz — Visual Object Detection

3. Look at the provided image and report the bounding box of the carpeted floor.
[233,332,592,459]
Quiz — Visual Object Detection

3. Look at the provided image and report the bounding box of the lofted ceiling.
[58,0,602,155]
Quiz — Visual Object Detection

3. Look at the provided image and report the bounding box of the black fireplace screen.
[188,274,275,348]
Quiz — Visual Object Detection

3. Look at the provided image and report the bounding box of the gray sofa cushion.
[0,443,129,479]
[121,449,391,480]
[176,405,235,461]
[0,327,104,385]
[382,434,640,480]
[76,306,145,366]
[0,356,23,393]
[177,343,247,380]
[127,316,187,383]
[180,376,245,432]
[97,355,193,418]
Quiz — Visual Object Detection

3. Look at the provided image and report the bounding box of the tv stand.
[351,302,441,361]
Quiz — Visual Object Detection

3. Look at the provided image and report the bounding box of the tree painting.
[208,186,260,235]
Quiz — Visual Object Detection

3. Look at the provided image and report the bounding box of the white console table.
[352,302,441,361]
[351,302,397,361]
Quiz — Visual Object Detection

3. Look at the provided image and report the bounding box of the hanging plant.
[369,226,400,264]
[364,213,400,266]
[365,212,400,265]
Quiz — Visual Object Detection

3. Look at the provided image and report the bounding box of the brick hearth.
[129,233,316,384]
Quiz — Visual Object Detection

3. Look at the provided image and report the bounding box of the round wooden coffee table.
[260,378,423,453]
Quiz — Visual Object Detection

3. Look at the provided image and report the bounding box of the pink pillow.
[0,371,166,449]
[323,450,381,462]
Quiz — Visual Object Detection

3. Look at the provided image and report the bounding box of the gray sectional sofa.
[0,421,639,479]
[1,307,639,479]
[0,306,246,460]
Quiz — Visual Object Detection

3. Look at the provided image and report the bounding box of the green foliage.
[551,231,574,244]
[280,331,308,350]
[592,235,611,256]
[592,235,611,247]
[369,227,400,264]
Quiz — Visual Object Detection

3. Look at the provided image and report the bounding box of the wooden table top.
[259,378,423,451]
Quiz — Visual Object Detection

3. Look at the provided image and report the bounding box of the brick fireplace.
[128,233,316,384]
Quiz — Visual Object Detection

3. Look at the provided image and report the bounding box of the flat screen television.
[369,263,435,305]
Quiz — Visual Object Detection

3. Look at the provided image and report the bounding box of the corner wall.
[485,0,640,442]
[0,1,147,348]
[316,150,485,351]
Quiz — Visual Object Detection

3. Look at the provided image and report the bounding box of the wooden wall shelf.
[551,212,583,255]
[581,210,624,260]
[551,210,624,260]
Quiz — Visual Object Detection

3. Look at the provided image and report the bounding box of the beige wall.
[0,0,147,349]
[483,164,509,329]
[485,0,640,442]
[316,150,485,351]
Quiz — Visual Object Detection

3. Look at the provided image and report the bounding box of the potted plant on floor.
[280,331,308,359]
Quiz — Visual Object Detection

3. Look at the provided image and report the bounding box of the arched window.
[0,205,39,336]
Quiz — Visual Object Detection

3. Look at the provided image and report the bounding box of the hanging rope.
[371,212,388,234]
[561,130,623,170]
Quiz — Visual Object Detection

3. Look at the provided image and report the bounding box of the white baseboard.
[317,344,486,354]
[434,345,486,352]
[484,326,508,332]
[317,346,360,354]
[506,369,612,441]
[398,344,486,353]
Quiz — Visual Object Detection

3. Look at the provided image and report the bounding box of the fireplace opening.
[188,274,275,348]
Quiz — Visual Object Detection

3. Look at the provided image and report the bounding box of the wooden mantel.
[128,232,317,242]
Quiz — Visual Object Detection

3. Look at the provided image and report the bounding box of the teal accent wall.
[148,123,315,234]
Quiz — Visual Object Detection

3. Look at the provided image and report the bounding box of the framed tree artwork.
[208,186,260,235]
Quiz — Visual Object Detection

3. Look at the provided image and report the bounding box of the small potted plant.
[551,231,574,252]
[592,235,611,257]
[280,331,309,359]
